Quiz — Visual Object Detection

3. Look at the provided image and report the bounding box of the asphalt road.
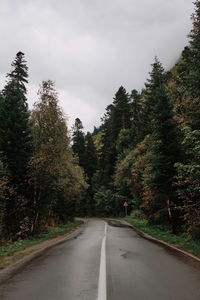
[0,219,200,300]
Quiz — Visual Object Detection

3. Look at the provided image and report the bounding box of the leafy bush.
[94,188,129,217]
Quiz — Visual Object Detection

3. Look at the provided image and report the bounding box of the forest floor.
[0,220,83,270]
[124,212,200,259]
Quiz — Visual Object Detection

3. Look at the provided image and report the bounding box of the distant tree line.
[72,1,200,239]
[0,52,87,242]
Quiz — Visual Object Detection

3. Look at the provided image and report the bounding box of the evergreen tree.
[186,0,200,129]
[112,86,131,132]
[0,91,3,106]
[166,46,193,128]
[143,57,165,133]
[128,89,144,148]
[84,132,98,215]
[0,52,32,238]
[92,126,103,136]
[99,86,131,186]
[72,118,85,168]
[84,132,98,184]
[130,89,141,123]
[188,0,200,95]
[116,89,144,159]
[0,51,31,187]
[98,105,115,186]
[146,79,181,233]
[0,159,10,239]
[175,127,200,239]
[145,57,165,90]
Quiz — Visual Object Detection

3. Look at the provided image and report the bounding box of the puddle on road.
[106,219,200,272]
[105,219,133,229]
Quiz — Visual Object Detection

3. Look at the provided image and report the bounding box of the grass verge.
[0,220,83,270]
[124,213,200,259]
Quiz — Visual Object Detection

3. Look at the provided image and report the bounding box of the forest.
[0,0,200,242]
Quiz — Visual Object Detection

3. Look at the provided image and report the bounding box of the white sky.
[0,0,194,132]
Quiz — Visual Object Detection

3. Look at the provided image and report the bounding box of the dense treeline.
[72,1,200,239]
[0,52,87,241]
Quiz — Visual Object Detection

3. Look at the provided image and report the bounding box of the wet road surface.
[0,219,200,300]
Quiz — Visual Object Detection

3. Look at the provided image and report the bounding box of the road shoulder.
[121,219,200,264]
[0,220,86,285]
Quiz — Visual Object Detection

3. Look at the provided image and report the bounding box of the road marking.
[98,222,107,300]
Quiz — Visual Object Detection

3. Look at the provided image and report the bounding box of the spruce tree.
[143,57,165,133]
[187,0,200,129]
[188,0,200,95]
[99,86,131,186]
[98,104,115,187]
[128,89,144,148]
[84,132,98,184]
[145,60,181,233]
[0,52,32,238]
[84,132,98,215]
[113,86,131,132]
[72,118,85,169]
[145,57,165,90]
[0,51,31,187]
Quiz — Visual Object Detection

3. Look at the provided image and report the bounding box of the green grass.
[0,220,83,261]
[124,213,200,258]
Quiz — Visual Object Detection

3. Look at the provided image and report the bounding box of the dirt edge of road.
[0,220,86,285]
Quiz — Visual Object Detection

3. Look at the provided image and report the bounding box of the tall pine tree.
[145,60,181,233]
[187,0,200,129]
[188,0,200,96]
[143,57,165,133]
[72,118,85,169]
[99,86,131,186]
[84,132,98,184]
[0,51,31,187]
[0,52,32,238]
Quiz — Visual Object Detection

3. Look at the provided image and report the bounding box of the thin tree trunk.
[167,199,177,234]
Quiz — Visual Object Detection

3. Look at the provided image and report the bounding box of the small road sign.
[123,202,128,216]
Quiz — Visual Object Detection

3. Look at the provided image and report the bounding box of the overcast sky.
[0,0,194,132]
